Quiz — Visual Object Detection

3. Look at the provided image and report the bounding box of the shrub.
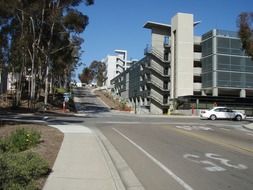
[0,139,10,154]
[0,151,50,190]
[55,87,67,94]
[67,97,76,112]
[0,128,41,153]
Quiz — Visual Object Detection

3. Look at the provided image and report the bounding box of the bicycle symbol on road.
[184,153,247,172]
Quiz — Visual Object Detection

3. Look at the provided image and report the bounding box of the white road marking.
[184,153,247,172]
[176,126,192,131]
[184,154,226,172]
[205,153,247,170]
[104,121,142,124]
[220,128,231,131]
[201,160,226,172]
[113,128,194,190]
[176,125,213,131]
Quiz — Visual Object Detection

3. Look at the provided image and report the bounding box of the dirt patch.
[94,89,132,111]
[0,122,64,189]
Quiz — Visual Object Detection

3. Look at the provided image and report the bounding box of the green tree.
[79,67,93,84]
[237,12,253,58]
[89,60,107,87]
[0,0,94,109]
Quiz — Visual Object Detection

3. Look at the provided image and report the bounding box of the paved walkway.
[43,124,125,190]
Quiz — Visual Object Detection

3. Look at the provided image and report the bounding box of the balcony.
[194,68,202,76]
[193,83,202,91]
[194,36,202,45]
[194,52,201,61]
[144,46,170,63]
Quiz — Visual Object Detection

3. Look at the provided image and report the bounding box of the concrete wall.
[150,60,164,74]
[171,13,194,99]
[150,88,163,103]
[151,28,168,52]
[150,102,163,114]
[151,75,164,89]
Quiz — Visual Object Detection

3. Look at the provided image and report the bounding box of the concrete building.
[103,55,117,89]
[111,13,253,115]
[201,29,253,97]
[103,50,137,89]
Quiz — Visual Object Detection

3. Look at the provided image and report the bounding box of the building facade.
[201,29,253,98]
[103,55,117,89]
[111,13,253,114]
[103,50,136,89]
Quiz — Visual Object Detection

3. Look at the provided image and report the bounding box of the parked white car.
[200,107,246,121]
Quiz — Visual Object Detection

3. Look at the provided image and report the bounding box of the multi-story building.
[103,50,137,89]
[201,29,253,97]
[111,13,253,115]
[103,55,118,89]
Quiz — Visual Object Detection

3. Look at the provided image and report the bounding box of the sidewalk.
[43,124,125,190]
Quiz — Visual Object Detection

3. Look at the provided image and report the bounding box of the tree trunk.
[44,60,49,110]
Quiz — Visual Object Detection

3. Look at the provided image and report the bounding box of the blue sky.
[75,0,252,80]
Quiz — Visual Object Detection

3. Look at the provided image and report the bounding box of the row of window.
[202,71,253,88]
[202,55,253,73]
[202,36,245,57]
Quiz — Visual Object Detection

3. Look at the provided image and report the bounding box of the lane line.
[112,128,194,190]
[219,128,231,131]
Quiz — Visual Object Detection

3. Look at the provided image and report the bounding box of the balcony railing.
[144,46,170,63]
[149,94,170,106]
[146,79,170,92]
[147,64,170,77]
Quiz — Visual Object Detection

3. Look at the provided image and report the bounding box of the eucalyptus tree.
[0,0,94,108]
[89,60,107,87]
[79,67,93,84]
[238,12,253,58]
[38,0,94,108]
[0,0,34,106]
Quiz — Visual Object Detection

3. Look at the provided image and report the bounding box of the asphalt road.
[72,87,253,190]
[2,87,253,190]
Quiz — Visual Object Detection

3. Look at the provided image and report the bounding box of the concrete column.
[144,98,147,105]
[140,98,143,106]
[201,90,206,96]
[212,87,218,96]
[212,30,217,90]
[240,89,246,98]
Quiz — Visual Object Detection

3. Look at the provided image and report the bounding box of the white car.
[200,107,246,121]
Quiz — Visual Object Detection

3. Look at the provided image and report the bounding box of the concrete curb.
[93,127,145,190]
[93,127,126,190]
[242,124,253,132]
